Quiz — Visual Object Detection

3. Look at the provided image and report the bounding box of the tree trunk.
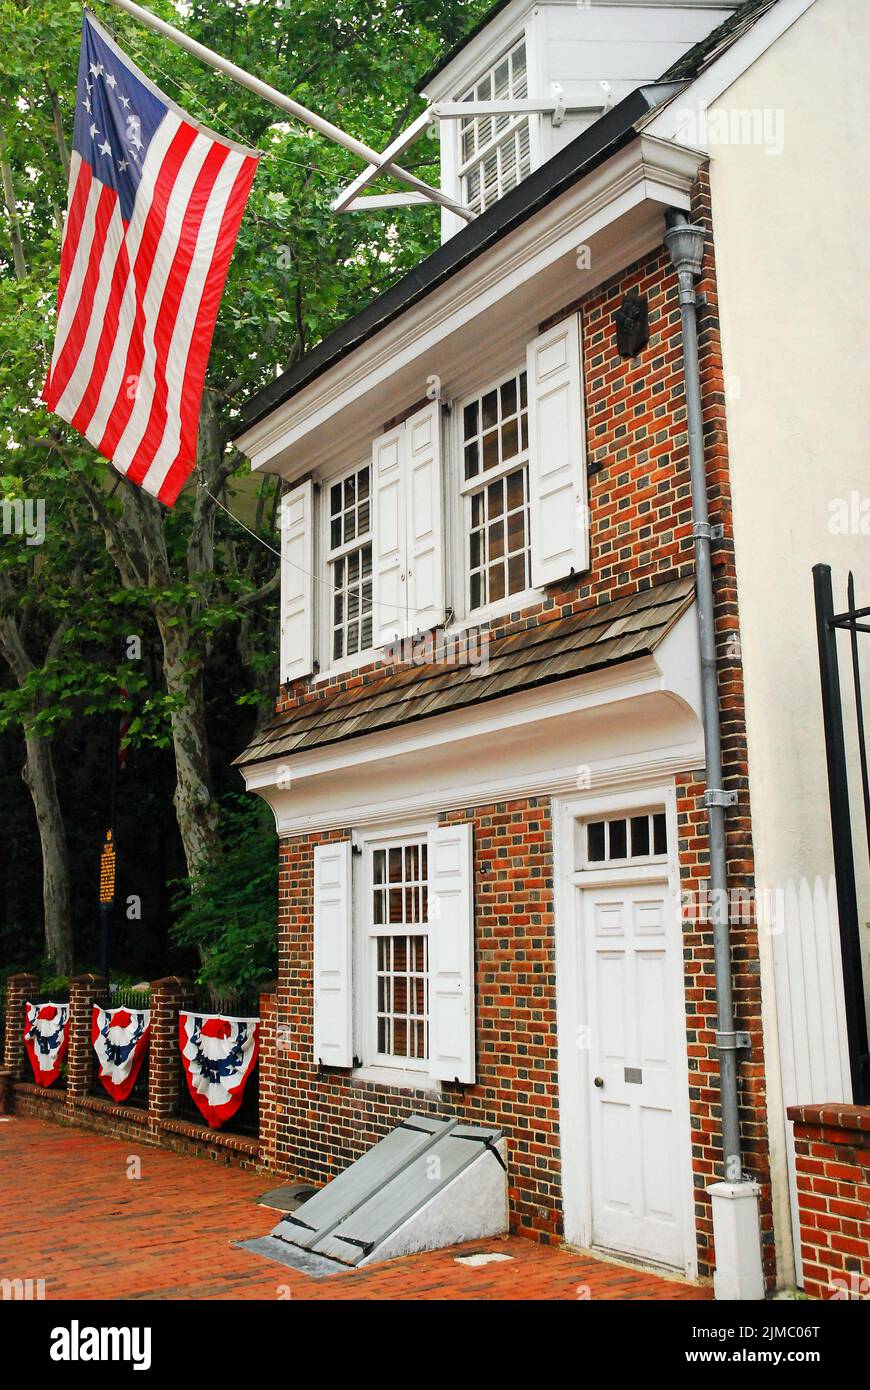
[21,729,73,974]
[158,620,221,879]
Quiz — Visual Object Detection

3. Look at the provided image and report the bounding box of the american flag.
[43,12,259,506]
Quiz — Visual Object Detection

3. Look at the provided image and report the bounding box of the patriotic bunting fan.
[23,1002,71,1087]
[179,1012,259,1129]
[92,1005,151,1102]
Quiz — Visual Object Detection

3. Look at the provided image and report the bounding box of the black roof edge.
[236,85,670,440]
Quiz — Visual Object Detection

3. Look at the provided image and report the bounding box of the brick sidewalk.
[0,1115,711,1301]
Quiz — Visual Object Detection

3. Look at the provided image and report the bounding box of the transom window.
[585,811,669,866]
[370,841,430,1067]
[459,37,531,216]
[328,464,372,662]
[461,368,531,611]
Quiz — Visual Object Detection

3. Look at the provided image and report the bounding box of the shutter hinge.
[704,787,737,809]
[693,521,724,542]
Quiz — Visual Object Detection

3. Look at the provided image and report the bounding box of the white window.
[327,463,373,662]
[312,826,476,1085]
[584,810,669,867]
[459,37,531,216]
[367,839,431,1069]
[461,367,532,612]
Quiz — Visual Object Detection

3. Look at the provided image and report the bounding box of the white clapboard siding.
[313,841,353,1068]
[526,314,588,588]
[280,479,314,683]
[405,401,444,633]
[771,874,851,1285]
[372,425,407,646]
[428,824,475,1084]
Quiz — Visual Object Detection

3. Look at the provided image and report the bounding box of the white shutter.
[526,314,588,588]
[313,840,353,1068]
[427,823,475,1084]
[372,425,407,646]
[279,479,314,683]
[405,401,444,633]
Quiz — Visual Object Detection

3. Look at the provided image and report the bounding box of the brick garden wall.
[268,170,775,1285]
[788,1104,870,1299]
[3,974,275,1174]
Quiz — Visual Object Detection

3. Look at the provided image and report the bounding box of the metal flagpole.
[105,0,471,220]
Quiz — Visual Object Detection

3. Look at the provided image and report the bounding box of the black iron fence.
[175,989,260,1138]
[814,564,870,1104]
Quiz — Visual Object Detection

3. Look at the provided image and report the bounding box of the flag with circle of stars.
[43,10,259,505]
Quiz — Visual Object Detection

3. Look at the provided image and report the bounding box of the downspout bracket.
[693,521,724,542]
[704,787,738,809]
[716,1030,752,1053]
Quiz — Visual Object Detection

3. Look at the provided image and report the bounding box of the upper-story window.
[459,37,531,216]
[328,463,373,661]
[461,367,531,611]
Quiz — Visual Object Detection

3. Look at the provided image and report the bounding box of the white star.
[106,73,117,90]
[119,95,130,109]
[129,133,143,151]
[83,97,91,113]
[117,159,128,173]
[89,61,104,78]
[99,139,112,157]
[89,122,99,139]
[86,80,92,93]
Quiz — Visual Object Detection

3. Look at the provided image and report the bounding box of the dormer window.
[459,37,531,216]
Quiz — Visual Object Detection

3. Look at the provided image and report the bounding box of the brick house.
[234,0,869,1297]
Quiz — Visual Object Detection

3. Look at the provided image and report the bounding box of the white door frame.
[553,780,697,1277]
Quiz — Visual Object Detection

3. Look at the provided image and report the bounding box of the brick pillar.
[258,987,278,1169]
[67,974,108,1102]
[4,973,38,1078]
[148,977,193,1121]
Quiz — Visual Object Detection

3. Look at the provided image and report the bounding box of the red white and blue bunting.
[23,1002,70,1087]
[92,1006,151,1102]
[178,1012,259,1129]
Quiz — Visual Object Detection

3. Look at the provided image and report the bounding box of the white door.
[582,879,686,1268]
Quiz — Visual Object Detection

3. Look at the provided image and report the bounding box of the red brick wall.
[268,171,774,1282]
[788,1104,870,1299]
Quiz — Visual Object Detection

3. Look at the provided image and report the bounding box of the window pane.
[587,821,606,862]
[482,429,499,472]
[465,442,479,480]
[482,390,498,431]
[330,517,342,549]
[487,479,504,519]
[501,417,519,460]
[631,815,650,857]
[506,468,525,512]
[508,551,526,594]
[609,819,627,858]
[464,401,479,440]
[489,562,505,603]
[488,519,505,561]
[500,376,517,419]
[653,813,668,855]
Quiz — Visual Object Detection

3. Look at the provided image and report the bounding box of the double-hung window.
[459,37,531,216]
[327,463,373,662]
[368,839,430,1069]
[312,826,476,1084]
[461,367,532,612]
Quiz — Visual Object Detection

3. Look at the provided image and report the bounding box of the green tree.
[0,0,491,969]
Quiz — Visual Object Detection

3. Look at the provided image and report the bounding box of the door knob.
[593,1076,604,1088]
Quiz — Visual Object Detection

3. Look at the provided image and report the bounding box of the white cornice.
[234,135,704,477]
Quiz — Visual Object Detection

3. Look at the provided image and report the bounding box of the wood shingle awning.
[236,575,695,771]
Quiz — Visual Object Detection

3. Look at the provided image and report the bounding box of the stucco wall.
[705,0,870,1283]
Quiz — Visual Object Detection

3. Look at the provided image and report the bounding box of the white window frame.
[318,457,378,679]
[353,824,438,1084]
[452,361,543,625]
[579,806,670,872]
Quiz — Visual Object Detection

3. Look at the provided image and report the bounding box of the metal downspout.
[664,208,743,1181]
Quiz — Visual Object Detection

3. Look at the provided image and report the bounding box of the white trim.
[553,780,698,1277]
[234,137,704,476]
[349,1064,443,1092]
